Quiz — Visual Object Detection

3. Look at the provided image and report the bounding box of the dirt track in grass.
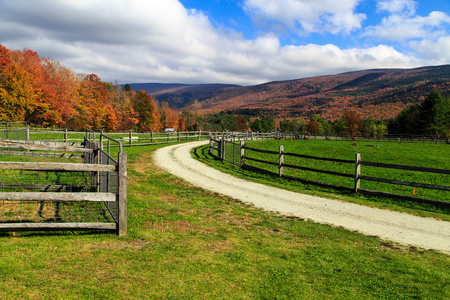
[153,141,450,255]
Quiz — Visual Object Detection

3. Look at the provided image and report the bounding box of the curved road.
[154,141,450,255]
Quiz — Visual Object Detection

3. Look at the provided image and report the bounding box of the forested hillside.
[150,65,450,122]
[128,83,240,109]
[2,44,448,136]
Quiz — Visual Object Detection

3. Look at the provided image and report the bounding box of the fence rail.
[0,129,127,235]
[209,137,450,209]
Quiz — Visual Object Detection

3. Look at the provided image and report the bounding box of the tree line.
[0,45,180,132]
[1,45,448,137]
[197,91,449,140]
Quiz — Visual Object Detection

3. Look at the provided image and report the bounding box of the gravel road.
[153,141,450,255]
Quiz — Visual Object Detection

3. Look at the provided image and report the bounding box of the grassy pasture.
[0,143,449,299]
[203,139,449,219]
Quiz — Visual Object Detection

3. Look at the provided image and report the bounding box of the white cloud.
[365,10,450,41]
[377,0,417,15]
[243,0,366,35]
[409,36,450,64]
[0,0,444,86]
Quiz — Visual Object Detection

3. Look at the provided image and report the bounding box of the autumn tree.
[373,123,388,140]
[306,120,321,135]
[180,110,201,131]
[342,110,364,137]
[102,82,138,131]
[70,73,110,130]
[31,57,77,126]
[233,115,248,131]
[133,90,161,132]
[0,45,181,132]
[159,101,178,130]
[0,47,40,122]
[1,47,77,126]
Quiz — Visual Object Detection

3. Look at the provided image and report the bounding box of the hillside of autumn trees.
[0,45,181,132]
[1,45,448,137]
[150,65,450,122]
[126,83,240,109]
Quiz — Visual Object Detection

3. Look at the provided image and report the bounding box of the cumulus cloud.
[243,0,366,35]
[0,0,445,85]
[409,36,450,64]
[365,1,450,41]
[376,0,417,15]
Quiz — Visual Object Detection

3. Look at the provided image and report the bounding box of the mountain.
[130,65,450,121]
[125,83,240,109]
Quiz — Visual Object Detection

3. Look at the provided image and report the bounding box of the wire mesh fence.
[0,122,27,141]
[0,130,123,231]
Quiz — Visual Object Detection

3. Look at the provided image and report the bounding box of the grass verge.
[0,143,448,299]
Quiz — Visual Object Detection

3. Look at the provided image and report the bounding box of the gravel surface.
[154,141,450,255]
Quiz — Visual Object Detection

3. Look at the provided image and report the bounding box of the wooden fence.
[0,133,127,235]
[210,138,450,209]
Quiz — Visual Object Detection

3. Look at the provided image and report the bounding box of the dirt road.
[153,141,450,254]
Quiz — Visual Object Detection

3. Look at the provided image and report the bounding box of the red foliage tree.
[342,110,364,137]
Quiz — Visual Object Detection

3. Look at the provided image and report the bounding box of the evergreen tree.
[418,91,449,137]
[250,118,263,132]
[123,83,132,92]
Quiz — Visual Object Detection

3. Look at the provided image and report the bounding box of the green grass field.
[0,143,449,299]
[201,139,449,220]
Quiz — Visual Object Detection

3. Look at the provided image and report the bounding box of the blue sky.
[1,0,449,85]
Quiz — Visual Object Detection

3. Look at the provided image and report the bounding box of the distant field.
[198,139,449,219]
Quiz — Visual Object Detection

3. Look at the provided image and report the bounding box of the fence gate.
[0,130,127,235]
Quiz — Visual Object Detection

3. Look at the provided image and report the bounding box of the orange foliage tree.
[0,45,177,132]
[133,90,162,132]
[103,82,138,131]
[159,101,178,130]
[0,47,40,122]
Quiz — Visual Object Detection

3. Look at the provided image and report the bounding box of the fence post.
[209,139,212,156]
[279,145,284,178]
[151,130,153,143]
[26,126,30,141]
[177,131,180,142]
[354,153,361,193]
[222,138,226,161]
[240,140,246,167]
[218,139,222,160]
[118,151,127,236]
[65,128,68,142]
[167,131,170,142]
[99,131,103,151]
[129,130,132,147]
